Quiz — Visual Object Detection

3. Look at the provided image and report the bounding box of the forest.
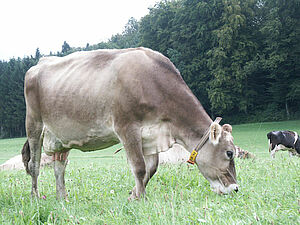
[0,0,299,138]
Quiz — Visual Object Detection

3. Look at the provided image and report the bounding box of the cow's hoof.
[56,193,68,200]
[129,186,136,195]
[128,193,138,201]
[128,186,141,201]
[31,190,40,199]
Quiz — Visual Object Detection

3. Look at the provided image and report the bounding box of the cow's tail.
[21,139,31,175]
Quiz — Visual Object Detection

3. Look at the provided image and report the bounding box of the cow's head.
[195,123,238,194]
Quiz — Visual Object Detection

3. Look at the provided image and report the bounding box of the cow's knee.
[136,167,146,180]
[131,160,146,181]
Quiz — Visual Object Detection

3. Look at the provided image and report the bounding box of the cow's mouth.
[208,178,239,194]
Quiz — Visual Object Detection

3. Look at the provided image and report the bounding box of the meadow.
[0,120,299,224]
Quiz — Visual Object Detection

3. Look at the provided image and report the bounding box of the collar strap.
[187,117,222,165]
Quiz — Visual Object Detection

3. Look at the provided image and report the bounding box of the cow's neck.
[170,101,212,153]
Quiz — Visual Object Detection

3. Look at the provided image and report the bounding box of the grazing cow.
[22,47,238,200]
[267,131,300,158]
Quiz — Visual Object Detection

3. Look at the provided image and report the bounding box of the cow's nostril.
[234,186,239,192]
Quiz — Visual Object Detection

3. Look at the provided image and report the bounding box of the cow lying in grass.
[235,146,255,159]
[0,153,52,171]
[267,130,300,158]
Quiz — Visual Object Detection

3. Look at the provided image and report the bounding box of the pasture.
[0,120,299,224]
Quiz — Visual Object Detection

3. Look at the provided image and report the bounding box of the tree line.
[0,0,299,138]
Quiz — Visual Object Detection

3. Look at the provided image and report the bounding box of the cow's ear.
[209,122,222,145]
[222,124,232,133]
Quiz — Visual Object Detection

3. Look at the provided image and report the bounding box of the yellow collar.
[187,117,222,165]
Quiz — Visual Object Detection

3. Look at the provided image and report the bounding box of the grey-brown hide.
[23,47,237,200]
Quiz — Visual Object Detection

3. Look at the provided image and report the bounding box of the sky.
[0,0,158,60]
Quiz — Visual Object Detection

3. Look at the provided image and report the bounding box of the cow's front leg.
[127,145,146,200]
[129,154,159,198]
[53,151,69,199]
[270,149,277,158]
[115,124,146,200]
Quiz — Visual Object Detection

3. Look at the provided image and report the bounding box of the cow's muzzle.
[209,180,239,194]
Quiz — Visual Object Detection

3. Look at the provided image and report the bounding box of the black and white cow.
[267,130,300,158]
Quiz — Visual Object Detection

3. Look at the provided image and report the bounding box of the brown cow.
[22,47,238,200]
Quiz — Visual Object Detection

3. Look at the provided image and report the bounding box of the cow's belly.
[62,134,120,151]
[42,122,120,154]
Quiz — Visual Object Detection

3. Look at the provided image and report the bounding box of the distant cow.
[0,153,52,171]
[235,146,255,159]
[22,47,238,200]
[267,131,300,158]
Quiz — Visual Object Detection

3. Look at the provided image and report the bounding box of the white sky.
[0,0,158,60]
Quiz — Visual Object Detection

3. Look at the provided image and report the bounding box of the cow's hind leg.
[26,118,43,197]
[28,136,42,197]
[53,151,70,199]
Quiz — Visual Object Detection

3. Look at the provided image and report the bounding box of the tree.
[61,41,71,55]
[35,48,41,60]
[110,17,140,48]
[259,0,300,118]
[207,0,259,114]
[140,0,180,54]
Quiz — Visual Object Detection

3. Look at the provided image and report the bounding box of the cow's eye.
[226,151,234,160]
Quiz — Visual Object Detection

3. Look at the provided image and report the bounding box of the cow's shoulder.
[136,47,180,75]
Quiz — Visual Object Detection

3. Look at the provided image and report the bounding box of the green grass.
[0,120,299,224]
